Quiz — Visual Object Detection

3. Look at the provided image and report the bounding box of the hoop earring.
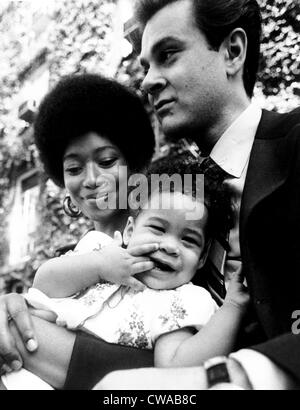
[63,195,82,218]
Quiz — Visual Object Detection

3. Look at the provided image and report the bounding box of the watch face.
[204,356,253,390]
[206,360,231,386]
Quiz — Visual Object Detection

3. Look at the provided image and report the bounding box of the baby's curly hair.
[34,73,155,187]
[143,151,233,240]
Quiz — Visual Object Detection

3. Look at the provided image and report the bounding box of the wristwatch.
[204,356,231,387]
[203,356,252,390]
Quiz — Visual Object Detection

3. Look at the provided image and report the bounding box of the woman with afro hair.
[0,74,158,389]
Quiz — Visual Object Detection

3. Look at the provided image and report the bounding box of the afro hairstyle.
[34,73,155,187]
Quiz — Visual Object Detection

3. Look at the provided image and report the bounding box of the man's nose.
[141,66,167,97]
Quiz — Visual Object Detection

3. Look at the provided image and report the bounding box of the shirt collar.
[210,103,262,178]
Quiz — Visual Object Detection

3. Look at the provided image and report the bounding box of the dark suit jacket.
[241,107,300,382]
[64,107,300,389]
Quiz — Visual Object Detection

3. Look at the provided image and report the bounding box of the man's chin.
[160,120,191,142]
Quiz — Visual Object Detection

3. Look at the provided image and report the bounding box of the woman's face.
[63,132,128,224]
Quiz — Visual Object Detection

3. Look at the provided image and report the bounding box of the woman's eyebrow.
[63,146,117,161]
[63,153,79,161]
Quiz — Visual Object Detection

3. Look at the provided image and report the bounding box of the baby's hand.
[97,233,159,291]
[224,267,250,311]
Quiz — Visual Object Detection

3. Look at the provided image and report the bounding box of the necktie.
[199,156,230,305]
[199,156,229,184]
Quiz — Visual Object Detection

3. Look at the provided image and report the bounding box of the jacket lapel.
[239,108,300,337]
[239,110,292,337]
[240,110,291,245]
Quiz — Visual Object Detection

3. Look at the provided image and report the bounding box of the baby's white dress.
[2,231,217,389]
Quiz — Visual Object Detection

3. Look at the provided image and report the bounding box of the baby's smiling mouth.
[150,257,176,273]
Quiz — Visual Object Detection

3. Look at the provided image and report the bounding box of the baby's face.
[125,191,208,290]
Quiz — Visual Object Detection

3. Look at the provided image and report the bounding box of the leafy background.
[0,0,299,294]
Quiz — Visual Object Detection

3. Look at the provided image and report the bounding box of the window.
[8,170,40,265]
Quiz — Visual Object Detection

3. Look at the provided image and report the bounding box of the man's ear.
[197,238,212,270]
[222,28,247,77]
[123,216,135,246]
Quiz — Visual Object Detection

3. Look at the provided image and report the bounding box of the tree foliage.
[255,0,300,111]
[0,0,299,293]
[0,0,115,293]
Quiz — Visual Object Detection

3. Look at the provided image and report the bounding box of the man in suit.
[0,0,299,389]
[95,0,300,389]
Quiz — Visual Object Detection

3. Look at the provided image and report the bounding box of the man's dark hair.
[34,73,155,187]
[134,0,262,97]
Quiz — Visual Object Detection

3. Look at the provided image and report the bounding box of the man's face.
[140,0,228,143]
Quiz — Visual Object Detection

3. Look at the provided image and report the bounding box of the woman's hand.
[0,293,38,374]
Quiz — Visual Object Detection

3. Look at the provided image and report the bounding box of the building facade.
[0,0,141,294]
